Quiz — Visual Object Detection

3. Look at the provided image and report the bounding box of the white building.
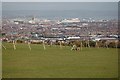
[61,18,80,23]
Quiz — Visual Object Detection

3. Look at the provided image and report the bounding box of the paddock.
[2,42,118,78]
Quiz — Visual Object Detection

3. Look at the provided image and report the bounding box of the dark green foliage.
[16,40,24,43]
[89,41,96,47]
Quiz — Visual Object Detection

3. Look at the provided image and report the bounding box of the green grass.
[2,43,118,78]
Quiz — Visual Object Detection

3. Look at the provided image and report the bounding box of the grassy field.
[2,43,118,78]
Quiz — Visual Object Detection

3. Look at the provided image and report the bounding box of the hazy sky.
[2,2,118,20]
[1,0,120,2]
[3,2,118,11]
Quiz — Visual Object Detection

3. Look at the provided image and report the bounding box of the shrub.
[89,41,96,47]
[16,40,23,43]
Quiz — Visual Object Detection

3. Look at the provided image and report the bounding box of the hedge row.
[6,40,120,48]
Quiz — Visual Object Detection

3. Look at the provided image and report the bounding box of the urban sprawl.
[1,17,119,48]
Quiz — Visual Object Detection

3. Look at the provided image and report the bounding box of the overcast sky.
[1,0,120,2]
